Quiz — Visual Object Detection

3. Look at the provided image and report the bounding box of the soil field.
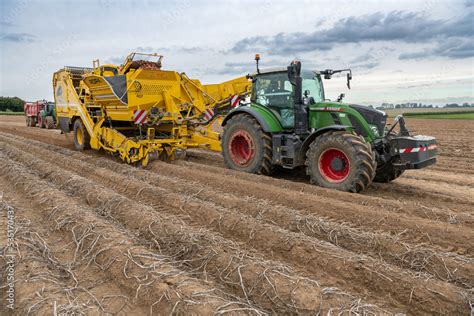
[0,115,473,315]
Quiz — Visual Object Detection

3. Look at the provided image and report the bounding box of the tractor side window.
[255,72,293,109]
[254,72,294,128]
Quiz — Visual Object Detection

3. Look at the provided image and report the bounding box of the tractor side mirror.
[346,72,352,89]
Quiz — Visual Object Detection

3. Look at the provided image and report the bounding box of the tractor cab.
[250,68,325,128]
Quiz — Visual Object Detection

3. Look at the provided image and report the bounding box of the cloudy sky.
[0,0,473,105]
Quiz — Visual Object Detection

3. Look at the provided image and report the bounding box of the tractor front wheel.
[373,160,404,183]
[38,116,46,128]
[73,119,91,151]
[222,114,273,175]
[306,131,376,193]
[373,133,404,183]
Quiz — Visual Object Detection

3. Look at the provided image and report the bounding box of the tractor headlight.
[371,125,380,136]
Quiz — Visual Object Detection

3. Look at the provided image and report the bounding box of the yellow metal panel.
[52,52,251,166]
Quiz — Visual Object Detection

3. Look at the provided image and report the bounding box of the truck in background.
[24,100,56,129]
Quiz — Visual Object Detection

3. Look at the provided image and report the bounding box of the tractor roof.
[252,67,320,77]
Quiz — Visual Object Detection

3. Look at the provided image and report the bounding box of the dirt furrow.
[3,132,470,288]
[390,178,474,204]
[0,138,471,314]
[0,159,253,315]
[5,129,470,229]
[0,142,378,314]
[180,157,474,220]
[153,162,473,253]
[403,169,474,188]
[0,201,110,314]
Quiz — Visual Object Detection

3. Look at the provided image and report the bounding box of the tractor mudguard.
[299,125,351,163]
[222,106,283,133]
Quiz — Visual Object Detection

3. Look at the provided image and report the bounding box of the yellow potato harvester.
[53,52,250,166]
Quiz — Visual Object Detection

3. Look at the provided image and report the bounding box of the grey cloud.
[216,59,287,76]
[0,21,15,27]
[399,50,432,60]
[350,53,373,63]
[134,46,205,54]
[1,32,36,42]
[217,65,251,75]
[105,56,126,64]
[433,38,474,59]
[354,62,379,70]
[105,46,207,64]
[135,46,158,52]
[229,11,473,57]
[399,38,474,60]
[217,61,262,75]
[216,56,379,76]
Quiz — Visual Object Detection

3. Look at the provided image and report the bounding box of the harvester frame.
[53,52,250,166]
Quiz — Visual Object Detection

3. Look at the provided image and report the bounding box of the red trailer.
[24,100,47,127]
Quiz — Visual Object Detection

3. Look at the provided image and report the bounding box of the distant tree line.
[445,103,473,108]
[0,96,25,112]
[375,102,474,110]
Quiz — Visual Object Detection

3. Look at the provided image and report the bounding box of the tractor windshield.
[253,70,324,128]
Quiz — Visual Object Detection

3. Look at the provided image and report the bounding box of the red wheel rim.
[228,130,255,166]
[318,148,350,183]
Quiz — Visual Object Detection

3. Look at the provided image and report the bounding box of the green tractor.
[38,101,57,129]
[221,56,438,192]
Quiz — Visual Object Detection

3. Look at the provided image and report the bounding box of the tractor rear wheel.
[73,119,91,151]
[305,131,376,193]
[26,117,31,127]
[222,114,273,175]
[30,117,36,127]
[45,116,55,129]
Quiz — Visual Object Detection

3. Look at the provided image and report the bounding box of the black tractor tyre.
[45,116,55,129]
[222,114,273,175]
[30,117,36,127]
[373,133,404,183]
[305,131,376,193]
[26,117,31,127]
[73,119,91,151]
[373,160,404,183]
[38,115,46,128]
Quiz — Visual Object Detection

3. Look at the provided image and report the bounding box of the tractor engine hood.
[348,104,387,136]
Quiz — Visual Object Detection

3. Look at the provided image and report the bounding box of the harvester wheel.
[305,131,376,193]
[38,116,46,128]
[73,119,91,151]
[222,114,273,175]
[45,116,55,129]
